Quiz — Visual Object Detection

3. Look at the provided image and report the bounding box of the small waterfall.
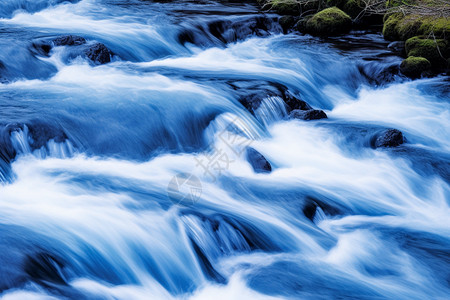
[313,206,327,224]
[10,126,32,154]
[10,125,75,159]
[254,96,288,127]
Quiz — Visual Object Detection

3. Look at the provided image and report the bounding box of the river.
[0,0,449,299]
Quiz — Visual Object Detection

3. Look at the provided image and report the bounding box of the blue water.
[0,0,449,299]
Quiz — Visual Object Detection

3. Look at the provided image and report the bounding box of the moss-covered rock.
[304,7,352,36]
[267,0,300,15]
[383,14,450,41]
[382,13,402,40]
[417,17,450,38]
[405,36,449,65]
[395,15,423,40]
[400,56,431,78]
[326,0,363,19]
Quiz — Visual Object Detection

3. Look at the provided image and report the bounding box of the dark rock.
[235,82,312,115]
[302,201,318,221]
[303,196,344,222]
[84,43,112,64]
[246,147,272,173]
[283,92,312,112]
[5,121,68,151]
[32,42,52,56]
[207,16,280,44]
[374,129,405,148]
[279,16,296,32]
[52,35,86,46]
[290,109,327,120]
[239,93,266,114]
[24,252,67,286]
[32,35,86,57]
[178,29,197,45]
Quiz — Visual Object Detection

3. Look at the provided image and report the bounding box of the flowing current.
[0,0,449,299]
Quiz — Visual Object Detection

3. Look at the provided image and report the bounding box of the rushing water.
[0,0,449,299]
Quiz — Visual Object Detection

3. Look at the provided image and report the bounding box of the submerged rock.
[246,147,272,173]
[400,56,431,79]
[374,129,405,148]
[84,43,112,65]
[304,7,352,36]
[52,35,86,46]
[290,109,327,120]
[237,83,312,116]
[32,35,87,56]
[24,252,67,286]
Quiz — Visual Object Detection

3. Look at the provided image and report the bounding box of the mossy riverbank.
[259,0,449,78]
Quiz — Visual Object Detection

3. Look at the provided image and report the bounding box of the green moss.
[269,0,300,15]
[304,7,352,35]
[383,13,450,41]
[396,15,425,40]
[400,56,431,78]
[385,0,415,8]
[417,17,450,38]
[382,13,402,40]
[405,36,449,65]
[326,0,363,19]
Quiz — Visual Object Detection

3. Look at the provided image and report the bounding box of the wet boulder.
[262,0,300,16]
[374,129,405,148]
[290,109,327,120]
[246,147,272,173]
[52,35,86,46]
[304,7,352,36]
[32,35,87,56]
[236,82,289,115]
[24,252,67,286]
[400,56,431,79]
[302,196,343,222]
[283,92,312,112]
[32,41,53,56]
[208,16,279,44]
[84,43,112,65]
[235,82,313,116]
